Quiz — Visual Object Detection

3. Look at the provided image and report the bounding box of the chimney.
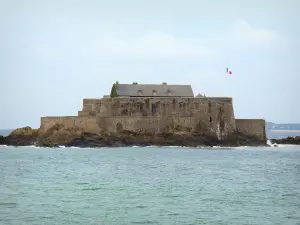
[162,82,167,85]
[133,82,138,84]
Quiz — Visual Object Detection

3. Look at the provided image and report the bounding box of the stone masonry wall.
[39,96,267,143]
[96,97,236,139]
[235,119,267,141]
[39,116,101,135]
[78,98,102,117]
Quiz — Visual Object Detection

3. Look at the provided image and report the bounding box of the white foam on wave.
[266,139,299,148]
[0,145,9,148]
[145,145,193,148]
[274,144,299,148]
[58,145,80,149]
[21,145,41,149]
[1,143,297,150]
[212,146,239,149]
[165,146,185,148]
[3,145,42,149]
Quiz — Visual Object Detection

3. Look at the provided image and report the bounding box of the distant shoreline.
[270,130,300,133]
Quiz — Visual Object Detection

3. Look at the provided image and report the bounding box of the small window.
[209,117,212,123]
[138,90,142,96]
[152,90,157,96]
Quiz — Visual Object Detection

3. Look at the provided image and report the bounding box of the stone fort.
[39,82,266,141]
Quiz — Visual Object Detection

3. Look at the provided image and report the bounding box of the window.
[151,103,156,116]
[209,117,212,123]
[152,90,157,96]
[172,99,176,111]
[138,90,142,96]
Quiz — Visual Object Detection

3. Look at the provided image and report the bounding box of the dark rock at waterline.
[270,136,300,145]
[0,126,38,146]
[64,130,267,148]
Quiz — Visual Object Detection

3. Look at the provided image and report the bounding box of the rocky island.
[0,82,268,148]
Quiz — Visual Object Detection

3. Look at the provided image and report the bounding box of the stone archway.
[116,123,123,133]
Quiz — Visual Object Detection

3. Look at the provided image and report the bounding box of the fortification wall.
[39,95,267,143]
[79,98,102,116]
[39,116,101,135]
[235,119,266,141]
[98,116,194,133]
[96,97,236,139]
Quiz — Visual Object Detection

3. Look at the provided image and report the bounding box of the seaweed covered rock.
[1,124,267,148]
[0,126,38,146]
[37,124,85,147]
[270,136,300,145]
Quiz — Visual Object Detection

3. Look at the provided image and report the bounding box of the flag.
[226,68,232,74]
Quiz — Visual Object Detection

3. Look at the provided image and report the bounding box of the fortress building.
[39,82,267,142]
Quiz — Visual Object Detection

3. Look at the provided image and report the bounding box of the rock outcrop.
[37,124,84,147]
[1,124,267,148]
[270,136,300,145]
[0,126,38,146]
[64,131,266,148]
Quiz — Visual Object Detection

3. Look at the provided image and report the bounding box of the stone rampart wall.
[99,116,194,133]
[81,98,102,115]
[39,96,266,143]
[235,119,266,141]
[96,97,236,139]
[39,116,101,135]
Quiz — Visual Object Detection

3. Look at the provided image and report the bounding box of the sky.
[0,0,299,129]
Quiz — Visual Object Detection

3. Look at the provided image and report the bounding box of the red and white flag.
[226,68,232,74]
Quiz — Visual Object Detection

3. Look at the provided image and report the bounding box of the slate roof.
[117,83,194,97]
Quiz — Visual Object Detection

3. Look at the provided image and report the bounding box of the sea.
[0,129,12,137]
[0,145,300,225]
[266,130,300,139]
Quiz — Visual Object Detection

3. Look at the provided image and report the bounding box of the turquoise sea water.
[0,146,300,225]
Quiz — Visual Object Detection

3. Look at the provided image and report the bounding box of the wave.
[1,144,298,150]
[212,146,247,149]
[266,139,299,148]
[272,144,299,148]
[25,145,40,148]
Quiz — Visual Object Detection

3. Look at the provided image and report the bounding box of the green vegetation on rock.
[10,126,38,136]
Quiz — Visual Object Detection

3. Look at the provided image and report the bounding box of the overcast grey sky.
[0,0,299,128]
